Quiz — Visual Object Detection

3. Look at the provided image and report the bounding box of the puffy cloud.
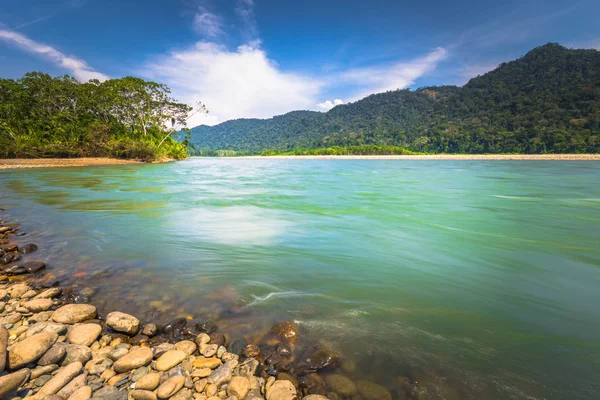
[140,41,323,126]
[0,29,108,82]
[317,99,344,111]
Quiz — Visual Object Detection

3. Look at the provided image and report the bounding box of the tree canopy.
[189,43,600,154]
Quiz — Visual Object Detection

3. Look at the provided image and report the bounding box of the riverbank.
[0,158,179,170]
[244,154,600,160]
[0,209,393,400]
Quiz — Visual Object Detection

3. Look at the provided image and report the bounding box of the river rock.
[243,344,260,358]
[202,343,218,357]
[355,379,392,400]
[38,343,67,365]
[227,376,250,399]
[57,372,87,397]
[24,321,67,338]
[295,343,340,374]
[266,379,297,400]
[34,287,62,299]
[22,261,46,273]
[106,311,140,335]
[92,385,127,400]
[192,357,222,369]
[31,364,59,379]
[208,364,232,387]
[155,349,187,371]
[131,389,158,400]
[70,385,93,400]
[235,357,259,378]
[135,372,161,390]
[268,321,300,345]
[174,340,196,355]
[208,332,226,347]
[38,361,83,395]
[68,323,102,346]
[0,312,21,325]
[62,344,92,365]
[156,375,185,399]
[325,374,357,396]
[7,282,29,298]
[0,368,30,398]
[52,304,97,324]
[113,347,152,373]
[0,325,7,373]
[23,298,54,312]
[8,331,58,369]
[302,396,330,400]
[141,323,157,336]
[19,243,38,253]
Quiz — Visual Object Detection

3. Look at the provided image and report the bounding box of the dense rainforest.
[0,73,193,160]
[189,43,600,154]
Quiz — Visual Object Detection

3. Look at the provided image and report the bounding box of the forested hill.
[189,43,600,154]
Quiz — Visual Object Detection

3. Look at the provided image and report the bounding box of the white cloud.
[317,99,344,111]
[339,47,448,101]
[235,0,258,39]
[140,41,323,126]
[193,11,223,38]
[0,29,108,82]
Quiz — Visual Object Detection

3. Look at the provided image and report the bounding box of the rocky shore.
[0,210,397,400]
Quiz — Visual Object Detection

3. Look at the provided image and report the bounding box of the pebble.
[106,311,141,335]
[8,331,58,369]
[52,304,97,324]
[141,323,157,336]
[266,380,297,400]
[192,357,222,369]
[0,325,7,373]
[156,375,185,399]
[38,361,83,395]
[69,385,93,400]
[38,344,67,365]
[113,347,153,373]
[174,340,197,355]
[135,372,161,390]
[155,349,187,371]
[68,323,102,346]
[131,389,158,400]
[227,376,250,399]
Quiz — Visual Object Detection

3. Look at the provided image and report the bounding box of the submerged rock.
[294,343,340,374]
[268,321,300,345]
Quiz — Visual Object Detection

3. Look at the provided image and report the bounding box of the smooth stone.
[52,304,97,324]
[57,372,87,397]
[156,375,185,399]
[69,385,93,400]
[38,361,83,395]
[7,283,29,298]
[62,344,92,366]
[174,340,197,355]
[162,318,186,336]
[325,374,357,396]
[28,310,54,323]
[208,364,231,388]
[208,332,226,347]
[0,368,30,398]
[91,385,127,400]
[130,366,148,382]
[266,380,298,400]
[294,344,340,374]
[106,311,140,336]
[355,379,392,400]
[202,344,218,357]
[131,389,158,400]
[135,372,161,390]
[243,344,260,358]
[34,288,62,299]
[192,357,221,369]
[19,243,38,253]
[113,347,153,373]
[68,323,102,346]
[155,349,187,371]
[22,298,53,312]
[268,321,300,345]
[0,312,21,325]
[24,321,67,338]
[108,347,129,360]
[22,261,46,273]
[0,325,7,373]
[107,372,129,387]
[31,364,59,379]
[170,387,192,400]
[302,396,330,400]
[191,368,212,378]
[227,376,250,399]
[245,389,265,400]
[38,343,67,365]
[141,323,157,337]
[8,331,58,369]
[35,374,53,387]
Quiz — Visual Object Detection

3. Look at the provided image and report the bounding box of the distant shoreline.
[228,154,600,160]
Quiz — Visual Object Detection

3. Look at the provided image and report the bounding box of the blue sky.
[1,0,599,126]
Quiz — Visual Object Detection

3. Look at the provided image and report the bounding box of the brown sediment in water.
[0,208,408,400]
[0,158,177,170]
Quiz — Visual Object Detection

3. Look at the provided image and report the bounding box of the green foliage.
[0,72,193,160]
[260,145,419,156]
[189,44,600,154]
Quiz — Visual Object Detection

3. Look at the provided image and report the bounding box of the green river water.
[1,159,599,399]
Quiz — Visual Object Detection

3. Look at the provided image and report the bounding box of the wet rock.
[196,319,217,334]
[162,318,186,336]
[8,331,58,369]
[174,340,196,355]
[22,261,46,273]
[135,372,161,390]
[243,344,260,358]
[196,333,210,347]
[0,368,30,398]
[155,349,187,371]
[192,357,222,369]
[23,298,54,312]
[325,374,357,397]
[62,344,92,366]
[227,376,250,399]
[19,243,38,254]
[235,357,259,378]
[52,304,97,324]
[268,321,301,345]
[208,332,226,347]
[0,326,7,373]
[38,361,83,395]
[266,379,298,400]
[294,344,340,374]
[38,343,67,365]
[141,323,157,336]
[156,374,185,399]
[277,344,291,357]
[68,323,102,346]
[355,379,392,400]
[113,347,153,373]
[131,389,158,400]
[34,287,62,299]
[106,311,140,336]
[70,385,93,400]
